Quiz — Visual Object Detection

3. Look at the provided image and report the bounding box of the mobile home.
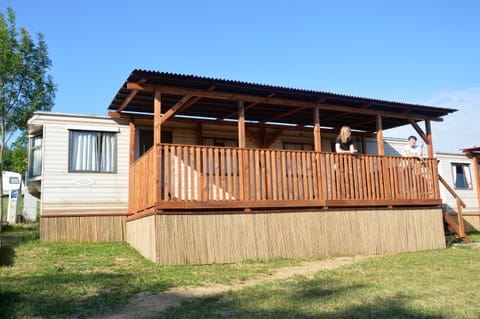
[2,170,23,196]
[27,69,459,265]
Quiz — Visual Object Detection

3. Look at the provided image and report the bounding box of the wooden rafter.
[220,93,275,120]
[126,83,443,122]
[160,94,193,124]
[261,106,306,124]
[245,128,263,148]
[321,103,372,123]
[266,129,285,148]
[408,119,428,142]
[118,78,147,113]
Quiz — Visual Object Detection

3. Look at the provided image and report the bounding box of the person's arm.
[336,141,356,154]
[349,143,358,154]
[335,142,345,153]
[419,141,424,156]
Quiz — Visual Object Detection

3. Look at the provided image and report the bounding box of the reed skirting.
[125,215,157,261]
[126,208,445,265]
[40,215,126,242]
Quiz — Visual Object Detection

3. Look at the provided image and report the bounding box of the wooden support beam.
[128,83,443,122]
[160,94,193,124]
[425,120,434,158]
[221,101,262,120]
[471,156,480,209]
[154,90,162,145]
[262,106,306,123]
[245,128,263,148]
[408,119,428,142]
[118,79,146,113]
[266,129,284,148]
[238,100,246,148]
[118,89,139,113]
[153,89,162,205]
[129,120,135,165]
[376,115,385,156]
[313,107,322,152]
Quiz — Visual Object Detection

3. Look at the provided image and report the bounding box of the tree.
[0,7,56,223]
[3,132,28,176]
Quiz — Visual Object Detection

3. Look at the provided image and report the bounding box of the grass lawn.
[1,225,479,319]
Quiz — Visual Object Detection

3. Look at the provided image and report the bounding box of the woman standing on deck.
[335,126,358,154]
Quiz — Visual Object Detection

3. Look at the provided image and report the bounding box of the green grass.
[0,225,301,318]
[159,247,480,319]
[1,225,480,319]
[467,231,480,242]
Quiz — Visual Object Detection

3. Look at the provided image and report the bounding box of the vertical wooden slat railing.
[129,144,441,214]
[129,147,156,214]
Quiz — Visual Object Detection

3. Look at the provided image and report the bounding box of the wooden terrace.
[129,144,441,216]
[101,69,460,265]
[107,70,456,218]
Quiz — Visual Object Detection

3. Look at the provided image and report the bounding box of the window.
[451,163,472,189]
[69,130,116,173]
[29,135,43,178]
[138,130,172,157]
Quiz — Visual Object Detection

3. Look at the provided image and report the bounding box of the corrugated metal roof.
[107,69,457,133]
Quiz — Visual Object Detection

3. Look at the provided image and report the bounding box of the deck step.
[443,210,472,244]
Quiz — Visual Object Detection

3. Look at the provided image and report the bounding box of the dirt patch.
[91,255,371,319]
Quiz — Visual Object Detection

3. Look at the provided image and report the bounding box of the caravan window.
[29,135,43,177]
[451,163,472,189]
[69,130,117,173]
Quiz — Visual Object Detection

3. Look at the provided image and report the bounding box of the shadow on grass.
[157,280,448,319]
[0,228,38,266]
[0,271,174,319]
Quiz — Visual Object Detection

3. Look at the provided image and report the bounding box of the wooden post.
[154,90,162,145]
[376,115,391,199]
[471,155,480,208]
[238,100,246,148]
[456,198,466,238]
[154,89,162,206]
[129,120,135,165]
[426,120,434,158]
[376,115,385,155]
[238,100,247,201]
[313,107,322,152]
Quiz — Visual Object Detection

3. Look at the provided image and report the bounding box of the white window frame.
[451,163,472,190]
[69,130,117,173]
[29,135,43,178]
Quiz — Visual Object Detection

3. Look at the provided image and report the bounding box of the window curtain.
[30,136,43,177]
[71,131,115,172]
[71,131,98,171]
[100,133,115,172]
[31,148,42,177]
[451,164,457,186]
[464,164,472,189]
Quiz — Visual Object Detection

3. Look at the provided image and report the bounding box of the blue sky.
[2,0,479,153]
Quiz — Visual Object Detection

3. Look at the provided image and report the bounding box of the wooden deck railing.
[129,144,441,214]
[438,174,471,242]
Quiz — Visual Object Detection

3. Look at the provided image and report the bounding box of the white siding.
[30,113,130,216]
[437,153,479,213]
[365,137,405,156]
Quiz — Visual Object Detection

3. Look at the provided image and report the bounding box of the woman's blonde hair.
[337,126,352,144]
